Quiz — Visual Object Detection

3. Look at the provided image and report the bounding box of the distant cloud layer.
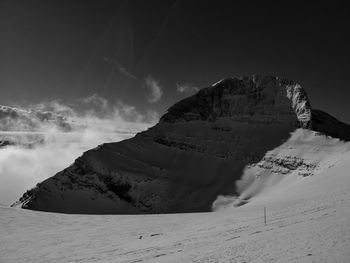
[0,95,159,205]
[144,76,163,103]
[176,84,199,94]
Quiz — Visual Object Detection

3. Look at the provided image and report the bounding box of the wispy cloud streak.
[104,57,137,80]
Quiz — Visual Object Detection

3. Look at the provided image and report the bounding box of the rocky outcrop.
[256,155,317,175]
[15,75,350,214]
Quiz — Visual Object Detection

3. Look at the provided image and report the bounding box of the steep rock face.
[16,75,350,214]
[161,75,311,127]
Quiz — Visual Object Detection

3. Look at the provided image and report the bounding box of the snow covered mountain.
[15,75,350,214]
[0,105,71,132]
[0,105,71,147]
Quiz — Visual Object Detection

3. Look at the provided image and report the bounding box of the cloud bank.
[0,95,158,205]
[144,75,163,103]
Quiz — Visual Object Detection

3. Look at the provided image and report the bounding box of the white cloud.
[145,109,160,124]
[0,95,159,205]
[76,93,109,111]
[144,75,163,103]
[176,84,199,94]
[31,100,76,117]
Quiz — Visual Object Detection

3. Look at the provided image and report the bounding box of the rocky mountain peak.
[160,75,312,128]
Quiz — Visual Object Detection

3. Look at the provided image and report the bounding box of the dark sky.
[1,0,350,122]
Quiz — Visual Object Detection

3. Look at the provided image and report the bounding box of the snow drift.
[15,75,350,214]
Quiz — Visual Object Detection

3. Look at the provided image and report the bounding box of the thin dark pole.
[264,207,267,225]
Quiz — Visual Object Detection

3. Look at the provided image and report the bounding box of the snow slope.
[214,129,350,209]
[15,75,350,214]
[1,136,350,262]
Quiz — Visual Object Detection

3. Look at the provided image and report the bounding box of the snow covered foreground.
[1,134,350,262]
